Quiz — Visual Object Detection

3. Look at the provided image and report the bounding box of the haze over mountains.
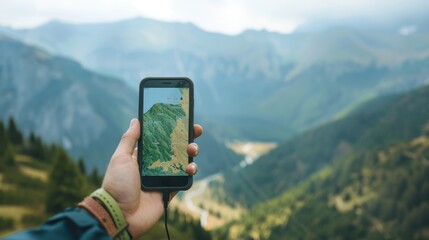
[0,13,428,184]
[0,35,240,174]
[1,17,429,140]
[0,34,136,168]
[1,13,429,239]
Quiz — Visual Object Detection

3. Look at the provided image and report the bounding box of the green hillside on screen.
[142,103,185,175]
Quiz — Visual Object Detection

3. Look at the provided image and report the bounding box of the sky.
[0,0,427,35]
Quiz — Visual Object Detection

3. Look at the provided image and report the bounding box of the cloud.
[0,0,139,28]
[131,0,302,34]
[0,0,427,34]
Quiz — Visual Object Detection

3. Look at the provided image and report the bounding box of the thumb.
[114,118,140,157]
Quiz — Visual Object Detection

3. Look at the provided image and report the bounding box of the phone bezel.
[138,77,194,191]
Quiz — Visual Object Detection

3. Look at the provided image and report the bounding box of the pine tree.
[45,149,86,214]
[5,144,16,167]
[25,131,45,160]
[0,120,9,156]
[29,132,36,144]
[45,144,60,163]
[1,143,16,168]
[89,167,102,186]
[78,158,86,174]
[7,117,23,145]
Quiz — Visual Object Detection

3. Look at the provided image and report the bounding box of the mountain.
[224,83,429,206]
[0,34,136,169]
[295,13,429,33]
[0,35,240,176]
[219,130,429,239]
[2,17,429,140]
[216,84,429,239]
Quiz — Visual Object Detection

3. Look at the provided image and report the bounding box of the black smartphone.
[138,77,194,191]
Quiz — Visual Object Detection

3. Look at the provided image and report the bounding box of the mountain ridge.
[0,34,136,169]
[2,17,429,141]
[0,35,240,176]
[224,83,429,205]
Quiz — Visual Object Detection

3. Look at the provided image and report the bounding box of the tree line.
[0,117,210,239]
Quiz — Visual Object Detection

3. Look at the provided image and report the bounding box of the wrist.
[121,193,166,239]
[79,188,131,240]
[78,197,118,236]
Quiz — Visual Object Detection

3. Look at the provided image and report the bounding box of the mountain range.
[0,34,135,169]
[0,34,240,175]
[1,17,429,140]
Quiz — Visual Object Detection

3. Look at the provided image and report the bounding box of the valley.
[227,141,277,168]
[215,84,429,239]
[171,141,277,230]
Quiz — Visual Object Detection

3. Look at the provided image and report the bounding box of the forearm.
[4,208,111,240]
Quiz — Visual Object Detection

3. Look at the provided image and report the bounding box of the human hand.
[102,118,203,238]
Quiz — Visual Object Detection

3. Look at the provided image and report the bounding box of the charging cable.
[163,190,171,240]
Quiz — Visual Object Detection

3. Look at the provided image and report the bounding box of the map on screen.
[142,87,189,176]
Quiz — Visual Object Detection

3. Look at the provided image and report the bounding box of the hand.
[102,118,203,238]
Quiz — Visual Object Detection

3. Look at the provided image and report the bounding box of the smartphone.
[138,77,194,191]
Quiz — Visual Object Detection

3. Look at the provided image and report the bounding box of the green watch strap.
[91,188,130,240]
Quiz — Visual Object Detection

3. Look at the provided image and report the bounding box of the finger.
[193,124,203,139]
[187,143,199,157]
[114,118,140,156]
[185,162,198,175]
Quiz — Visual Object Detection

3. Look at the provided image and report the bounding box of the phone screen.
[141,87,190,176]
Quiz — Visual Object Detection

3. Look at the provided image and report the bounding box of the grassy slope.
[217,84,429,239]
[220,132,429,239]
[0,126,209,239]
[0,155,49,236]
[0,156,200,239]
[225,84,429,206]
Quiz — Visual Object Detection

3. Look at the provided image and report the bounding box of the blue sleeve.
[3,208,112,240]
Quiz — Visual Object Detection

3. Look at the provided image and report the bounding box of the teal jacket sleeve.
[3,208,111,240]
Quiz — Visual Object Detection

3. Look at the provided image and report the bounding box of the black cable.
[163,190,171,240]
